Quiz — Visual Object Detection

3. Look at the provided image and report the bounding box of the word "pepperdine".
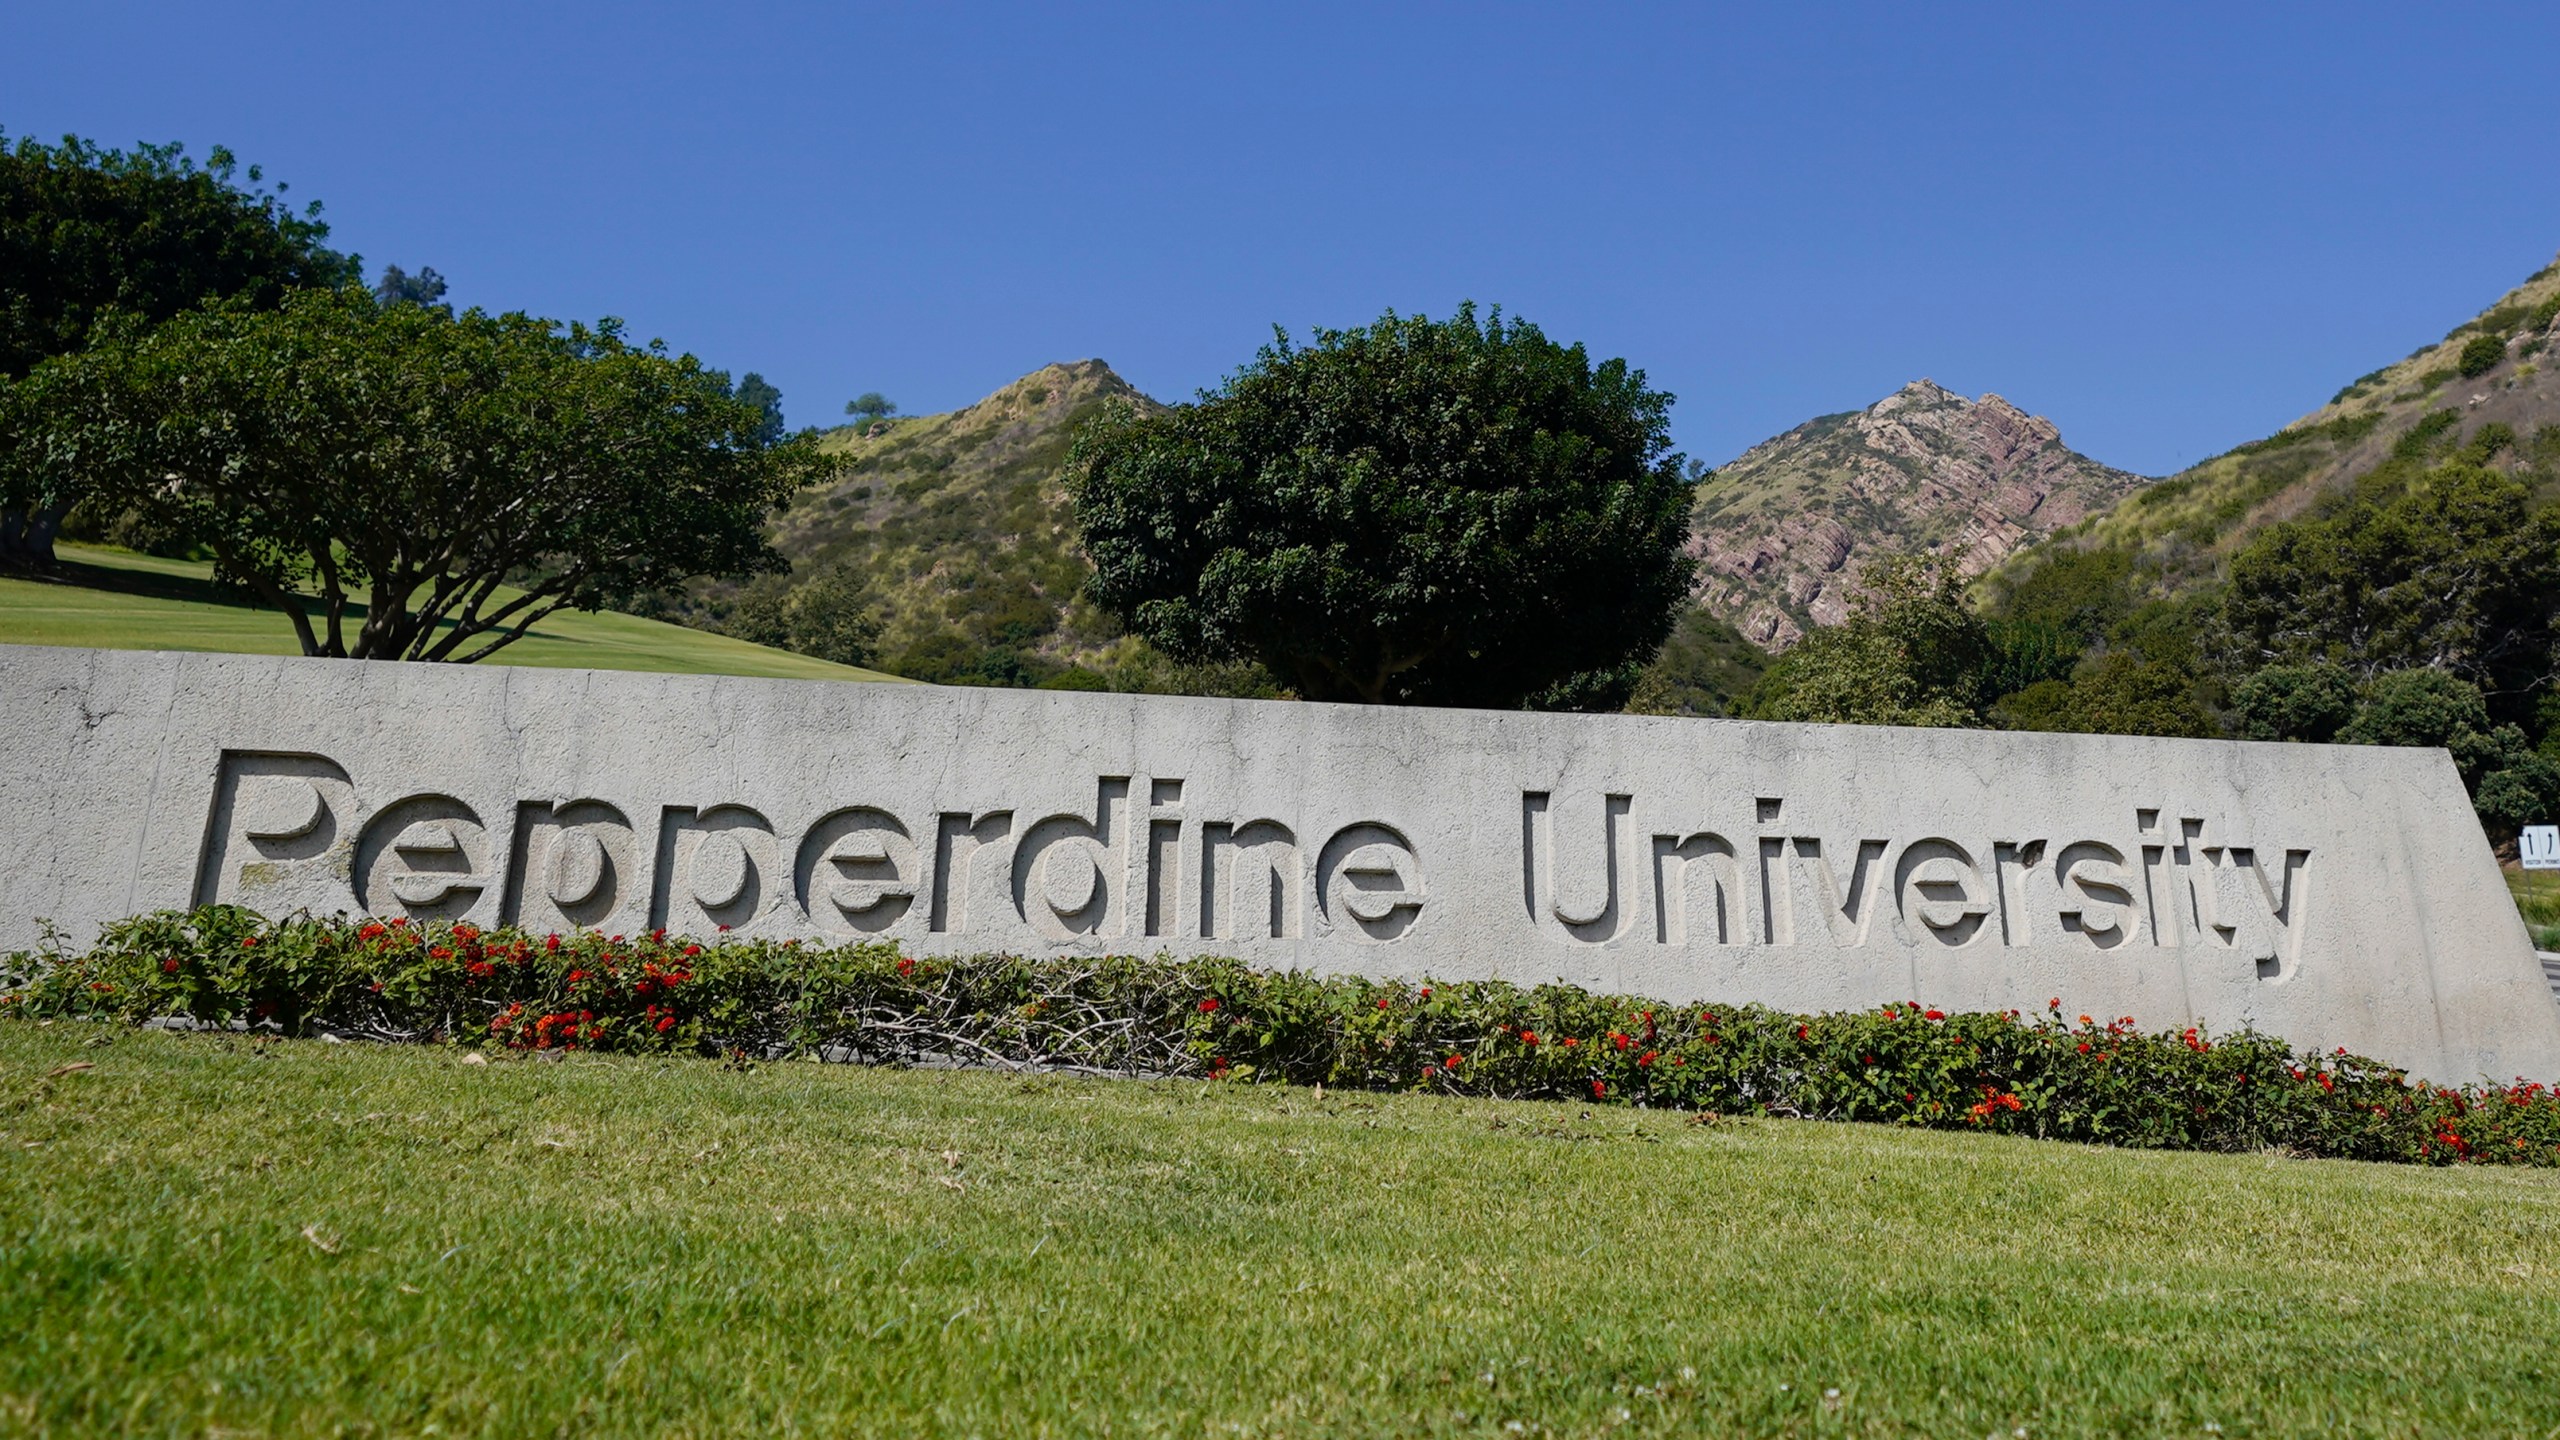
[2,645,2552,1081]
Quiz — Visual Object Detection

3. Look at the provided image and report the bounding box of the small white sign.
[2524,825,2560,870]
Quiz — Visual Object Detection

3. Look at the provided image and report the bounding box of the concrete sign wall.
[6,642,2557,1082]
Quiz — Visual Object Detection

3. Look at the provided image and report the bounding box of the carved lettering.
[2052,840,2137,949]
[1012,778,1128,940]
[1200,820,1298,941]
[1893,838,1988,947]
[193,750,359,912]
[354,795,490,922]
[1315,822,1422,942]
[797,806,918,935]
[1652,832,1742,945]
[1142,778,1185,939]
[1791,836,1891,947]
[652,805,781,934]
[929,811,1012,934]
[503,800,640,932]
[2214,845,2311,979]
[1521,791,1630,944]
[182,752,2320,972]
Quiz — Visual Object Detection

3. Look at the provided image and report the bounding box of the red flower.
[2047,997,2060,1010]
[241,936,260,949]
[1419,987,1431,999]
[2077,1041,2092,1053]
[1923,1009,1944,1021]
[1197,998,1221,1014]
[1795,1025,1809,1041]
[1519,1031,1538,1047]
[1590,1080,1607,1100]
[566,969,586,984]
[545,934,562,953]
[1610,1032,1630,1051]
[895,957,917,977]
[656,1015,677,1033]
[160,958,180,973]
[1637,1050,1657,1068]
[1444,1054,1464,1068]
[1376,997,1391,1010]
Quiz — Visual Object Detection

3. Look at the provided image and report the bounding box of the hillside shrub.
[9,907,2560,1168]
[2460,333,2509,379]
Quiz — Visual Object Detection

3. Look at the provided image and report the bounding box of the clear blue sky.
[10,2,2559,476]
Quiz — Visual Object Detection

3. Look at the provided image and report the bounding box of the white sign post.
[2524,825,2560,871]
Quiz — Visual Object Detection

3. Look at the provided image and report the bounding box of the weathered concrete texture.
[4,642,2555,1082]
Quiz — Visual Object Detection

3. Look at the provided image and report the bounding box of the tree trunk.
[0,502,65,569]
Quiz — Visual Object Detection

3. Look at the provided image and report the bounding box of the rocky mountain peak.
[1688,384,2148,650]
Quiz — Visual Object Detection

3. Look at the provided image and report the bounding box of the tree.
[2229,663,2358,743]
[731,372,787,448]
[1991,650,2216,738]
[1746,556,1990,727]
[2,285,825,662]
[2222,463,2560,718]
[2337,669,2560,841]
[374,264,448,310]
[844,392,898,424]
[723,560,883,668]
[1064,305,1696,709]
[0,130,359,563]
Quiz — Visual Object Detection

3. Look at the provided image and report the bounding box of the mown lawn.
[2507,866,2560,950]
[0,543,909,683]
[5,1026,2560,1437]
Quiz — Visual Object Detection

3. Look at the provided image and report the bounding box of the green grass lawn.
[0,543,910,683]
[2507,866,2560,950]
[6,1026,2560,1437]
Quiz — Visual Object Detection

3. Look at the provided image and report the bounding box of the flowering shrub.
[9,907,2560,1167]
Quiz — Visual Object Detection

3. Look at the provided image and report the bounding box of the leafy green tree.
[1991,651,2216,738]
[1747,556,1990,727]
[2316,668,2560,840]
[0,131,358,562]
[724,560,884,668]
[844,392,898,423]
[2,286,823,661]
[1065,305,1695,709]
[2222,463,2560,717]
[2229,663,2358,743]
[730,372,787,448]
[373,264,448,310]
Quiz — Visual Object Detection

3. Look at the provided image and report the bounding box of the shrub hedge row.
[8,906,2559,1167]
